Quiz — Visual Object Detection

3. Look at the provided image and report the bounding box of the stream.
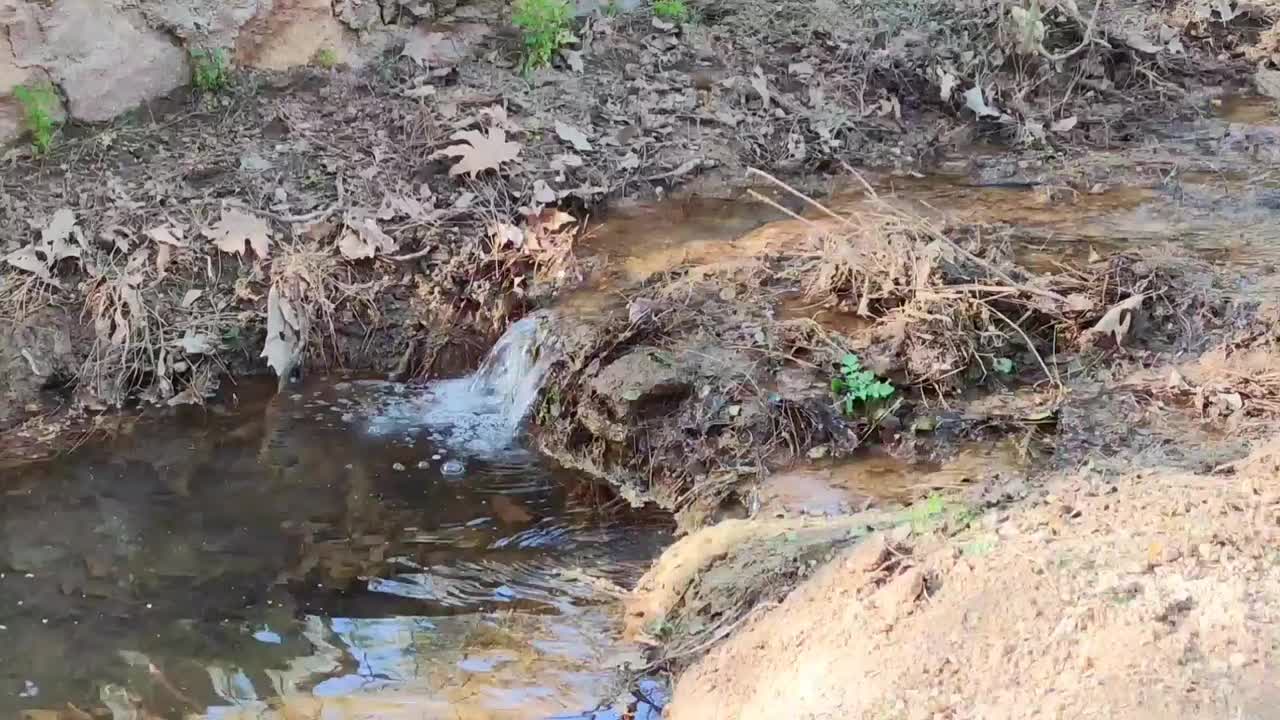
[1,350,669,718]
[6,160,1280,718]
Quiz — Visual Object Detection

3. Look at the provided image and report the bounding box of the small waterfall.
[364,311,560,456]
[467,311,559,428]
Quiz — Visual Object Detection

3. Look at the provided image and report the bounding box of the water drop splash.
[365,311,561,456]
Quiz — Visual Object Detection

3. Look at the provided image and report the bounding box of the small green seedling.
[190,48,231,93]
[831,353,894,416]
[652,0,689,22]
[992,357,1015,375]
[313,47,339,69]
[512,0,574,72]
[13,83,60,154]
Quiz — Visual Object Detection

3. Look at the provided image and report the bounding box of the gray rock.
[9,0,190,122]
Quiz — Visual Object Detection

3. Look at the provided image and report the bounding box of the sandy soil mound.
[666,437,1280,719]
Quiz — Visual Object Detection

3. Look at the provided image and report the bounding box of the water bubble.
[441,459,466,476]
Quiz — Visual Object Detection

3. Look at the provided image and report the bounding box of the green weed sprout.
[190,48,231,93]
[13,83,60,154]
[512,0,574,72]
[653,0,689,22]
[831,353,894,416]
[313,47,339,69]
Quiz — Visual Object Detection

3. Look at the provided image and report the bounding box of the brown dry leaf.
[750,66,771,108]
[1083,294,1145,348]
[262,284,303,389]
[562,49,585,73]
[1255,68,1280,102]
[401,23,488,68]
[438,128,522,178]
[204,207,272,259]
[43,208,83,262]
[338,216,399,260]
[4,246,53,280]
[147,225,187,247]
[532,179,558,205]
[555,121,593,152]
[181,289,204,308]
[156,244,172,276]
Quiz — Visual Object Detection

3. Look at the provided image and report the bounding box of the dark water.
[0,378,668,719]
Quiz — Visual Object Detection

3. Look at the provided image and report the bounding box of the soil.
[4,0,1280,717]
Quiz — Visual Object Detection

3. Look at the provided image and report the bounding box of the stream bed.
[0,377,669,719]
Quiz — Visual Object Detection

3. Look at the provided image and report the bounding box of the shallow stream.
[1,375,668,719]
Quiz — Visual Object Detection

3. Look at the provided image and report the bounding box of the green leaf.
[992,357,1015,375]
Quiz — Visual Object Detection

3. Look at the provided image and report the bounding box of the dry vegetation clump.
[533,171,1240,523]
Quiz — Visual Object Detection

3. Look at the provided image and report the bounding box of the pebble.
[432,454,443,460]
[392,463,406,472]
[441,459,466,476]
[417,460,430,470]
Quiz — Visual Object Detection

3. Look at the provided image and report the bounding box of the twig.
[1039,0,1104,63]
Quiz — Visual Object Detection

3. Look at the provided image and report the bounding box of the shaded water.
[0,377,668,719]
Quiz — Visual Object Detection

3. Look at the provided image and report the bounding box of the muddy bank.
[663,438,1280,719]
[4,0,1280,443]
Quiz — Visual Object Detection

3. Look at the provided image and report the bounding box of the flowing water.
[0,318,666,720]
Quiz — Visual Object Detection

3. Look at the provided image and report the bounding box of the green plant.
[602,0,621,16]
[652,0,689,22]
[992,357,1015,375]
[13,83,60,154]
[313,47,339,69]
[190,48,231,93]
[512,0,574,72]
[831,353,894,416]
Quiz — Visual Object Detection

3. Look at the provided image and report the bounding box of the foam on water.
[366,311,560,456]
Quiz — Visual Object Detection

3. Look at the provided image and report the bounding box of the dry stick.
[1040,0,1104,63]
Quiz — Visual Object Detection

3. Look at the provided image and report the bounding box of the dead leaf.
[750,66,771,107]
[1050,115,1078,133]
[181,289,204,308]
[963,86,1001,118]
[937,69,958,102]
[4,246,53,280]
[147,225,187,247]
[555,122,593,152]
[262,284,303,390]
[532,179,558,205]
[156,244,172,276]
[402,85,437,99]
[43,208,83,261]
[562,49,585,73]
[788,61,814,77]
[338,216,399,260]
[1082,294,1144,348]
[492,222,526,248]
[551,153,584,170]
[204,207,272,259]
[438,128,522,178]
[1255,69,1280,102]
[401,23,488,68]
[178,332,214,355]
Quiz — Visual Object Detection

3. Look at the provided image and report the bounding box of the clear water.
[0,375,668,719]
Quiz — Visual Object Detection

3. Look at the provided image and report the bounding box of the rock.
[589,347,692,420]
[843,533,889,573]
[0,309,75,430]
[235,0,361,70]
[8,0,190,122]
[0,32,65,145]
[139,0,265,45]
[1255,68,1280,103]
[876,566,925,619]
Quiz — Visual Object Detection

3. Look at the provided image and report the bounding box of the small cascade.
[467,311,559,428]
[364,311,561,456]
